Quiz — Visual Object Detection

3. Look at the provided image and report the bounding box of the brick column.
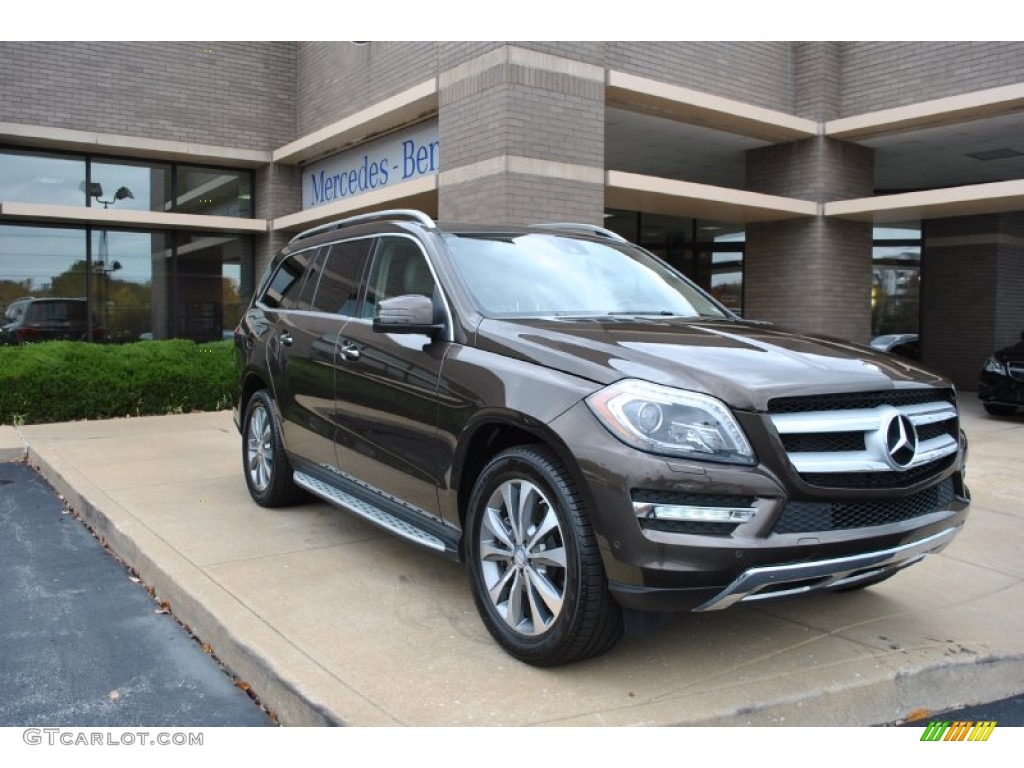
[745,137,875,343]
[437,47,605,226]
[253,163,301,287]
[921,214,1024,388]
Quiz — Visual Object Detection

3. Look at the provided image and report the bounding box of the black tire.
[242,389,305,507]
[465,445,623,666]
[983,403,1017,417]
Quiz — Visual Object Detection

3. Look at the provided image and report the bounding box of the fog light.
[632,502,756,523]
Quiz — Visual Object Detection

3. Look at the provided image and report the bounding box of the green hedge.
[0,340,235,425]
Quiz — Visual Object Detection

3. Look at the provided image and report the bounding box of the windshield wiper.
[608,310,680,316]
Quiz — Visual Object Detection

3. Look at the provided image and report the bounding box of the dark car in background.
[979,332,1024,416]
[234,210,970,666]
[870,333,920,361]
[0,297,106,345]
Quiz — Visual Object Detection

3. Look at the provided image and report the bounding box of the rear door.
[331,234,448,519]
[268,240,372,469]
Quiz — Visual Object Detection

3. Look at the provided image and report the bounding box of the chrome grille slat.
[766,389,960,488]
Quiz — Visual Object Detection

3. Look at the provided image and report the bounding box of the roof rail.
[289,209,435,245]
[528,222,629,243]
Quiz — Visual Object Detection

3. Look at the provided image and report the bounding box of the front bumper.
[548,401,970,614]
[979,370,1024,406]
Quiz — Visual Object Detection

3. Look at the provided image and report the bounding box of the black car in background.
[979,331,1024,416]
[0,297,106,344]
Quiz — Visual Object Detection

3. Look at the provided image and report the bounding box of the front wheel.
[465,445,622,666]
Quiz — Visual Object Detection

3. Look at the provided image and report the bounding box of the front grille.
[639,519,739,535]
[781,432,865,453]
[774,478,956,533]
[799,455,957,489]
[767,388,961,491]
[768,388,955,414]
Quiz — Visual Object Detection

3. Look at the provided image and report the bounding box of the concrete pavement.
[2,398,1022,726]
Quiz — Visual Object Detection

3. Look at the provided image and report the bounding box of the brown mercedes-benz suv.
[234,209,970,666]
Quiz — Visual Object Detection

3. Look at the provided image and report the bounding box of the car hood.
[473,316,949,412]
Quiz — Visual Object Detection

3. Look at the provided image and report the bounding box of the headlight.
[585,380,755,465]
[983,357,1006,375]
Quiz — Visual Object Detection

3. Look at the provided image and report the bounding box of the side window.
[296,247,325,310]
[361,236,437,320]
[310,239,372,316]
[261,251,313,310]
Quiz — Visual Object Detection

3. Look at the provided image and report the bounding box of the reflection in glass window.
[174,232,251,342]
[0,225,87,313]
[91,159,172,213]
[312,240,372,316]
[0,151,86,206]
[90,229,170,342]
[176,166,253,218]
[872,223,921,339]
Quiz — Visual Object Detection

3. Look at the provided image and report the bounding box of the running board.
[293,470,448,554]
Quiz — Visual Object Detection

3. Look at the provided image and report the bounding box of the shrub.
[0,340,235,425]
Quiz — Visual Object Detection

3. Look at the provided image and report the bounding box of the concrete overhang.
[826,84,1024,141]
[606,71,818,143]
[824,180,1024,223]
[271,176,437,233]
[272,81,438,166]
[0,201,268,234]
[605,171,817,223]
[0,122,269,168]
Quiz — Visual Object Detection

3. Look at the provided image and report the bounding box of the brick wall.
[604,42,795,112]
[840,42,1024,115]
[794,42,842,121]
[921,214,1024,388]
[0,42,295,149]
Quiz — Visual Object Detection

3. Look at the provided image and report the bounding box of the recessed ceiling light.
[966,148,1024,161]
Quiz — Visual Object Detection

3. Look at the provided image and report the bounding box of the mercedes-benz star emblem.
[885,413,918,469]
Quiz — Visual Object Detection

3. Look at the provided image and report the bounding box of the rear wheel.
[983,403,1017,417]
[242,389,305,507]
[465,445,622,666]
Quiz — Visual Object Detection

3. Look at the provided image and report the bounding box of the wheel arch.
[452,411,598,536]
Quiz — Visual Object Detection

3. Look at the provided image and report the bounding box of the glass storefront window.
[872,223,921,339]
[0,225,87,311]
[1,150,253,218]
[90,229,170,342]
[91,159,172,213]
[0,150,86,206]
[172,232,250,342]
[176,166,253,218]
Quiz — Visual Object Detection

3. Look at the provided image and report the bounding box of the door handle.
[279,331,294,347]
[340,341,361,361]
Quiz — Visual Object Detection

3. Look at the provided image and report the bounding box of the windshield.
[443,232,728,319]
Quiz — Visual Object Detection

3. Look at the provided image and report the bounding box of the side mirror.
[373,294,445,339]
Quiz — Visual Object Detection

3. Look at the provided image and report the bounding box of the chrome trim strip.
[786,434,959,473]
[770,402,957,434]
[694,525,961,611]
